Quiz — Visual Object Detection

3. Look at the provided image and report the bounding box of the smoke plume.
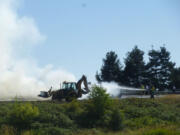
[101,82,121,97]
[0,0,75,99]
[80,82,145,100]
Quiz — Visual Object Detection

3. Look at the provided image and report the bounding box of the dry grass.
[162,94,180,99]
[157,94,180,104]
[74,125,180,135]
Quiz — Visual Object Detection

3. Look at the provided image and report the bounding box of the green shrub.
[109,108,124,131]
[125,116,166,129]
[124,106,148,119]
[88,85,113,117]
[79,85,114,128]
[40,127,73,135]
[53,112,74,128]
[65,100,83,120]
[0,125,16,135]
[8,102,39,129]
[21,130,35,135]
[143,128,180,135]
[36,111,74,128]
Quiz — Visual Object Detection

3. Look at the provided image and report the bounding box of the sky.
[7,0,180,81]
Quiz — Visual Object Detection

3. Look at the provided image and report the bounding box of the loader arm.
[76,75,90,97]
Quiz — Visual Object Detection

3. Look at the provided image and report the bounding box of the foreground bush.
[79,85,124,130]
[8,102,39,129]
[0,94,179,134]
[143,128,180,135]
[80,85,113,127]
[38,127,73,135]
[65,99,83,121]
[109,108,124,130]
[0,125,16,135]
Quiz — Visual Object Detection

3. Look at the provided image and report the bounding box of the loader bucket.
[38,91,49,98]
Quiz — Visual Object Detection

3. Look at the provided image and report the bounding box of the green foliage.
[170,67,180,89]
[31,101,74,129]
[147,46,175,90]
[109,108,124,130]
[38,127,73,135]
[124,45,146,87]
[0,125,16,135]
[143,128,180,135]
[35,111,74,129]
[64,100,83,120]
[96,51,123,83]
[78,85,124,130]
[8,102,39,129]
[0,95,179,134]
[88,85,113,117]
[80,85,114,128]
[125,116,166,129]
[97,46,180,90]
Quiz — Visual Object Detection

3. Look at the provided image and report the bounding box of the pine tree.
[123,46,145,87]
[96,51,123,83]
[170,67,180,89]
[146,48,161,89]
[147,46,175,90]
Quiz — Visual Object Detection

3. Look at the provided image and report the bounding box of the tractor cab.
[62,82,77,91]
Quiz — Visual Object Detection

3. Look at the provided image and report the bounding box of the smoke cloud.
[80,82,145,100]
[79,82,121,100]
[0,0,75,99]
[101,82,121,97]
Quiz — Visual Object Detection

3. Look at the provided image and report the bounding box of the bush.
[80,85,114,127]
[125,116,166,129]
[0,125,16,135]
[88,85,113,117]
[65,100,83,120]
[109,108,124,131]
[21,130,35,135]
[40,127,73,135]
[143,128,180,135]
[36,111,74,128]
[8,102,39,129]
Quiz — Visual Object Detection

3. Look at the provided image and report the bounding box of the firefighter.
[150,85,155,99]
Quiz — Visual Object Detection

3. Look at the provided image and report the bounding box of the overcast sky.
[17,0,180,81]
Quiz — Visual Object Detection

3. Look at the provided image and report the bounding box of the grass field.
[0,94,179,135]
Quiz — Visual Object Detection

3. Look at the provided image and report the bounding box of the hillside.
[0,94,179,135]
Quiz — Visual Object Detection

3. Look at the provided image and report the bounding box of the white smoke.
[0,0,76,99]
[80,82,146,100]
[101,82,121,97]
[102,82,146,97]
[79,82,121,100]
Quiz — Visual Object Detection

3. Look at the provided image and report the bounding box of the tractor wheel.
[52,94,61,101]
[65,93,77,102]
[52,95,56,100]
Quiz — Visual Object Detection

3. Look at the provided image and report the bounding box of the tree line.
[96,45,180,90]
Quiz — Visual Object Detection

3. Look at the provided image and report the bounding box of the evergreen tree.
[146,48,161,89]
[123,46,145,87]
[147,46,175,90]
[170,67,180,89]
[96,51,123,83]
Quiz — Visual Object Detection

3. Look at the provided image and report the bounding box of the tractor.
[38,75,90,101]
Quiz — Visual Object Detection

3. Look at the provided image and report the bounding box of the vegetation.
[123,46,145,87]
[96,51,123,83]
[96,45,179,89]
[80,85,114,128]
[8,102,39,130]
[171,67,180,89]
[147,46,175,90]
[0,86,179,135]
